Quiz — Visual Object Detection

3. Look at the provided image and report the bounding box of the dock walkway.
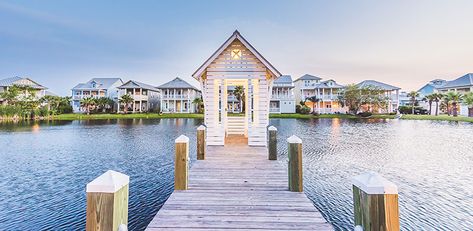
[146,143,333,230]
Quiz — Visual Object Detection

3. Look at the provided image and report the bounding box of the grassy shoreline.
[43,113,473,123]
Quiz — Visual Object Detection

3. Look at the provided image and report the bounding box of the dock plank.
[146,145,333,230]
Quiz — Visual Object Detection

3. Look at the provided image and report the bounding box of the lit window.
[231,49,242,60]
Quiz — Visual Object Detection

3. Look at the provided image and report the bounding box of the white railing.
[269,108,280,113]
[162,95,190,99]
[73,95,103,100]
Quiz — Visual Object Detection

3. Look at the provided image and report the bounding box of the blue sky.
[1,0,472,95]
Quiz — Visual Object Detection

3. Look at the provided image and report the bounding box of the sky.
[0,0,472,96]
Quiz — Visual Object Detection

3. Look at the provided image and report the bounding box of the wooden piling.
[352,171,400,231]
[86,170,129,231]
[197,125,206,160]
[175,135,189,190]
[268,126,277,160]
[287,135,303,192]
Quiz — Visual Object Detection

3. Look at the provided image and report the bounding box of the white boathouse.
[192,30,282,146]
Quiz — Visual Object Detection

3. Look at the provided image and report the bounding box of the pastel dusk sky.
[1,0,472,95]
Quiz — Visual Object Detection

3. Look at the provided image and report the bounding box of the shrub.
[357,112,372,117]
[295,105,301,113]
[398,106,428,115]
[300,106,311,114]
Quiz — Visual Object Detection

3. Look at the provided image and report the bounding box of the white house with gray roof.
[270,75,295,113]
[293,74,322,104]
[313,79,346,114]
[0,77,47,105]
[437,73,473,116]
[71,78,123,112]
[157,77,201,113]
[117,80,160,113]
[357,80,400,113]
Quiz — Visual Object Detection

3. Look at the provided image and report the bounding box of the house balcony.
[271,95,294,100]
[72,95,103,100]
[132,95,149,101]
[162,95,190,99]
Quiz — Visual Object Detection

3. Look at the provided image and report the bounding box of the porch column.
[132,88,136,113]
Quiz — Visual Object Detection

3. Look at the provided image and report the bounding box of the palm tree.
[80,97,95,115]
[306,96,319,114]
[432,93,443,116]
[192,97,203,113]
[96,97,114,113]
[233,86,245,112]
[444,91,462,116]
[119,94,134,113]
[446,91,462,117]
[407,91,419,114]
[424,94,436,115]
[463,92,473,117]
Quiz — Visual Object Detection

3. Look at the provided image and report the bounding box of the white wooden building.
[192,30,282,146]
[158,77,201,113]
[117,80,160,113]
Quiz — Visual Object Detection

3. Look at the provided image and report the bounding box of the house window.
[231,49,242,60]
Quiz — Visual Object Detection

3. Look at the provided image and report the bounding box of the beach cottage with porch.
[192,30,282,146]
[117,80,160,113]
[158,77,201,113]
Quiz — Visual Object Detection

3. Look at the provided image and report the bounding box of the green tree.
[306,96,319,114]
[192,97,203,113]
[432,93,443,116]
[462,92,473,117]
[119,94,134,114]
[80,97,96,115]
[233,86,245,112]
[424,94,436,115]
[444,91,462,116]
[338,84,362,114]
[96,97,114,113]
[407,91,419,114]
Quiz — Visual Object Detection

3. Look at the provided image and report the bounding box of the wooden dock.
[146,142,333,230]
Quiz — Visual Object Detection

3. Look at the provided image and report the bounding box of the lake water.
[0,118,472,230]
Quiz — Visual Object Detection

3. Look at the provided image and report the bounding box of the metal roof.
[157,77,200,91]
[72,78,123,90]
[274,75,293,84]
[357,80,400,91]
[0,76,47,89]
[438,73,473,89]
[118,80,159,91]
[315,79,344,89]
[295,74,322,81]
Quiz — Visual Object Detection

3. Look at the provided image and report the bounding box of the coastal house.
[0,76,48,104]
[192,30,282,146]
[117,80,160,113]
[293,74,322,104]
[437,73,473,116]
[357,80,400,113]
[157,77,201,113]
[71,78,123,113]
[418,79,447,97]
[226,86,242,113]
[313,79,346,114]
[270,75,295,113]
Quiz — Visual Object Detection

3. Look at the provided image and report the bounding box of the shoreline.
[37,113,473,123]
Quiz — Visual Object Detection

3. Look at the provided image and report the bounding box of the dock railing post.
[268,126,277,160]
[287,135,303,192]
[175,135,189,190]
[197,125,206,160]
[352,171,400,231]
[86,170,129,231]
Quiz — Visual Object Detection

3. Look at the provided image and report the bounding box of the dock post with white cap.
[268,126,277,160]
[175,135,189,190]
[287,135,303,192]
[86,170,130,231]
[197,125,206,160]
[352,171,400,231]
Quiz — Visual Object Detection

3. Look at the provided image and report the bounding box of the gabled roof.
[315,79,344,89]
[274,75,293,84]
[295,74,322,81]
[417,79,447,92]
[438,73,473,89]
[118,80,159,91]
[72,78,123,90]
[192,30,282,79]
[157,77,200,91]
[357,80,400,91]
[0,76,47,89]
